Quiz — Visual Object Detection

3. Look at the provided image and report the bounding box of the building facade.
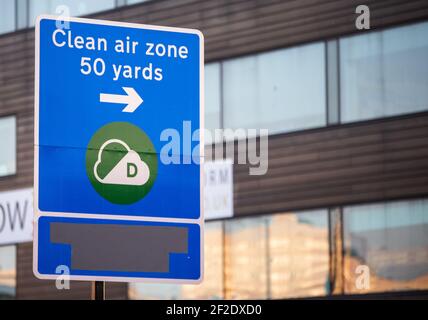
[1,0,428,299]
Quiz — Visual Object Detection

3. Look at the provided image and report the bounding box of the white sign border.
[33,15,204,284]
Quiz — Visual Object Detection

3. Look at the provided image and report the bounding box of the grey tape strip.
[50,222,188,273]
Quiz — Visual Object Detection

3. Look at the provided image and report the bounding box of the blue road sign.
[34,15,204,283]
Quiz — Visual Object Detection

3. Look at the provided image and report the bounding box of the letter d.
[127,163,138,177]
[143,63,153,80]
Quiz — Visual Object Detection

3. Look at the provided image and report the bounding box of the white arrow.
[100,87,143,113]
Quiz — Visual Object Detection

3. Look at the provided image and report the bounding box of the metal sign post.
[91,281,105,300]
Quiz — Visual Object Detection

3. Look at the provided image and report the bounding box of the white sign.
[0,188,33,245]
[204,159,234,220]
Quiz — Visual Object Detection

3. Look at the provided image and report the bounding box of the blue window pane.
[223,42,326,136]
[0,0,15,34]
[340,21,428,123]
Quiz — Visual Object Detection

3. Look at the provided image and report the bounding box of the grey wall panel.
[230,114,428,217]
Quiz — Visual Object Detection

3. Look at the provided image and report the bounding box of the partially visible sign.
[204,159,234,220]
[0,188,33,245]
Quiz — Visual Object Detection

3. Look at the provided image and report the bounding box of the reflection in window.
[224,216,269,299]
[268,211,330,298]
[181,221,224,299]
[129,210,329,299]
[340,21,428,122]
[0,116,16,177]
[224,210,329,299]
[223,43,326,136]
[129,222,224,299]
[343,199,428,294]
[204,63,221,142]
[0,246,16,299]
[0,0,15,34]
[29,0,115,26]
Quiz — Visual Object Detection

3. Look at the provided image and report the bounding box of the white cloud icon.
[94,139,150,186]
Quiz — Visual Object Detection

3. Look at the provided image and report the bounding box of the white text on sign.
[51,29,190,81]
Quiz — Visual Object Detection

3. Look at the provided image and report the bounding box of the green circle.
[86,122,158,204]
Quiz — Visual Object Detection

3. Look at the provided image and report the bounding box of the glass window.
[0,246,16,299]
[224,210,329,299]
[129,221,224,299]
[181,221,224,299]
[126,0,151,5]
[268,210,330,298]
[29,0,115,26]
[204,63,221,143]
[0,0,15,34]
[16,0,29,29]
[129,210,329,299]
[222,43,326,136]
[343,199,428,294]
[340,21,428,122]
[0,116,16,177]
[224,216,269,299]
